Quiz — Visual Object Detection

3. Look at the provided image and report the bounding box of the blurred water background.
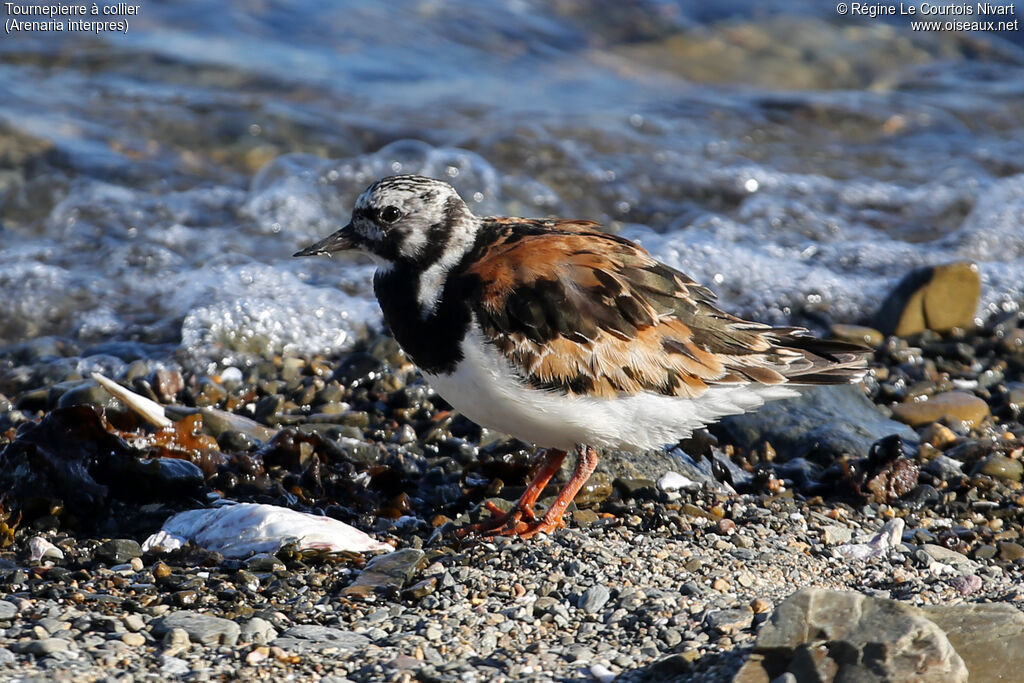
[1,0,1023,370]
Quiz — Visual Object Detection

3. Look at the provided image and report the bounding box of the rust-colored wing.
[462,217,866,399]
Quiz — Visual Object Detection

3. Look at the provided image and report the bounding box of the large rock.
[715,385,917,461]
[735,589,1024,682]
[734,588,967,682]
[921,603,1024,682]
[872,261,980,336]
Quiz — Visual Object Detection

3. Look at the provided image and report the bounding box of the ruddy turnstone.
[295,175,868,538]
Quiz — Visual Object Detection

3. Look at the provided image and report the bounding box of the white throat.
[415,216,481,315]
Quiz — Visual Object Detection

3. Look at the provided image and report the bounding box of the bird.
[294,175,869,538]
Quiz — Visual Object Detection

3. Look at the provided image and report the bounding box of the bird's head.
[294,174,478,269]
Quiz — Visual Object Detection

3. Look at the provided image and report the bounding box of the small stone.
[922,544,977,570]
[152,611,241,646]
[162,627,190,653]
[705,607,753,634]
[159,654,191,677]
[579,585,611,614]
[891,391,989,428]
[751,597,773,614]
[239,617,278,645]
[0,601,17,621]
[873,261,980,336]
[920,423,957,449]
[998,542,1024,562]
[122,632,146,647]
[244,553,286,572]
[948,574,982,596]
[123,615,146,632]
[96,539,143,564]
[342,549,424,599]
[830,324,883,347]
[979,455,1024,482]
[152,561,172,580]
[821,525,853,545]
[14,638,69,656]
[272,625,370,653]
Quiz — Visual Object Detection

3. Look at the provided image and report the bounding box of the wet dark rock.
[891,391,990,428]
[830,324,883,347]
[976,454,1023,482]
[872,262,981,337]
[52,380,114,409]
[332,352,384,388]
[217,429,260,452]
[95,539,142,564]
[716,385,917,463]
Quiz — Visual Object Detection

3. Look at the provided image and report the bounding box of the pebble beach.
[2,272,1024,681]
[3,2,1024,681]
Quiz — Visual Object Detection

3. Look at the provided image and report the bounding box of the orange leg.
[456,448,566,537]
[458,445,599,539]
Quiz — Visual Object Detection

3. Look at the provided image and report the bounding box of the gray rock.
[239,617,278,645]
[273,625,370,653]
[159,654,191,677]
[579,585,611,614]
[243,553,285,572]
[735,588,967,682]
[11,638,70,657]
[95,539,143,564]
[705,607,753,634]
[922,455,965,481]
[341,548,424,599]
[821,525,853,545]
[0,601,17,621]
[0,647,14,665]
[717,385,917,461]
[151,611,241,646]
[921,544,977,571]
[922,602,1024,682]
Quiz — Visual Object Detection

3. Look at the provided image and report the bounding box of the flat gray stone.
[0,647,15,665]
[921,544,977,571]
[11,638,70,657]
[151,611,241,646]
[0,601,17,621]
[273,625,370,653]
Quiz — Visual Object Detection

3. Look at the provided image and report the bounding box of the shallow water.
[2,1,1023,369]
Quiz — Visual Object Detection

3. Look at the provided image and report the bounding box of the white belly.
[422,325,798,452]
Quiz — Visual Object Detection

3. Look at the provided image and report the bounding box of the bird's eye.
[379,206,402,223]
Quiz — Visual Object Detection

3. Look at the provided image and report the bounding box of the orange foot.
[457,445,599,539]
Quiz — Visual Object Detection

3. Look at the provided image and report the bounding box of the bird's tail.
[768,329,871,385]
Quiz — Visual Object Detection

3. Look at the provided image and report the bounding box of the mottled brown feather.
[463,218,867,398]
